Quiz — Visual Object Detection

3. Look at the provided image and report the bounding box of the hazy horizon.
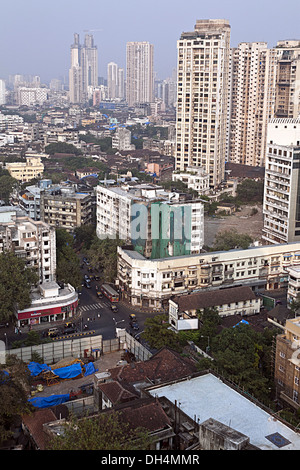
[1,0,299,83]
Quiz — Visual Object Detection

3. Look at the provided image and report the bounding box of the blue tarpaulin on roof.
[29,394,70,408]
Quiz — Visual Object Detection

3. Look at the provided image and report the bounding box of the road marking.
[78,302,107,313]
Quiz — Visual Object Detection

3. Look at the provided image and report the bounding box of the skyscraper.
[175,19,231,188]
[107,62,124,100]
[274,40,300,119]
[126,41,154,107]
[229,42,277,167]
[69,33,98,104]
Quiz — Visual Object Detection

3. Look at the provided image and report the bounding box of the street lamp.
[200,335,210,354]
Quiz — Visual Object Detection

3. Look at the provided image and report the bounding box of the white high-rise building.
[69,33,98,104]
[107,62,124,100]
[262,118,300,244]
[229,42,277,167]
[126,42,154,106]
[175,19,231,188]
[0,80,6,105]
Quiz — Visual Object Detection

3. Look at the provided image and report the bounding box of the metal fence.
[5,331,152,365]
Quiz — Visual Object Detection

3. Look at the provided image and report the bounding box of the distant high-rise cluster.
[69,33,98,104]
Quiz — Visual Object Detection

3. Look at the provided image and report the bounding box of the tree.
[87,236,125,283]
[0,252,38,323]
[0,355,32,444]
[44,142,82,156]
[141,314,183,352]
[212,229,253,251]
[0,170,18,203]
[47,412,152,450]
[74,224,96,251]
[235,179,264,204]
[55,229,81,289]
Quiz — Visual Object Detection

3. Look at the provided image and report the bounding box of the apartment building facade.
[0,214,56,284]
[96,183,204,259]
[262,118,300,244]
[229,42,277,167]
[274,40,300,119]
[40,186,94,232]
[275,317,300,409]
[175,19,231,188]
[117,242,300,309]
[126,42,154,107]
[6,156,44,183]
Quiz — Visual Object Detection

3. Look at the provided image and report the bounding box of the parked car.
[63,325,76,335]
[84,280,91,289]
[84,274,91,281]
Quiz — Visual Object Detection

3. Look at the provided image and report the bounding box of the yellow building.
[6,156,44,183]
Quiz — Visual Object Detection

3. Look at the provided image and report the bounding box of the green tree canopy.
[55,229,81,289]
[212,229,253,251]
[47,412,152,450]
[0,355,32,444]
[141,314,183,352]
[0,252,38,323]
[45,142,82,156]
[0,169,18,203]
[86,236,125,283]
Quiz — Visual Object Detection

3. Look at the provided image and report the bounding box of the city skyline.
[0,0,299,83]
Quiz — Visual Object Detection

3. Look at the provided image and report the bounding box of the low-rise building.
[6,156,44,183]
[117,242,300,310]
[172,166,210,195]
[16,281,78,327]
[40,185,94,232]
[169,286,261,332]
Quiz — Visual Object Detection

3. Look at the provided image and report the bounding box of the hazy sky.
[1,0,299,83]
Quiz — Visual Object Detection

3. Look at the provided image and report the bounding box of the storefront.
[16,282,79,327]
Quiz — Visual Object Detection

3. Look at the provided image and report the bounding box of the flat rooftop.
[148,373,300,450]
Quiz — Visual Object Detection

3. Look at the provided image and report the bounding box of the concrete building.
[0,213,56,284]
[117,241,300,310]
[0,79,6,105]
[262,118,300,244]
[168,286,261,332]
[6,156,44,183]
[17,87,48,106]
[275,316,300,409]
[274,40,300,119]
[40,185,94,232]
[96,182,204,259]
[126,42,154,107]
[229,42,277,167]
[107,62,124,100]
[16,281,78,327]
[175,19,231,188]
[69,33,98,104]
[172,166,210,195]
[146,372,300,450]
[111,127,135,151]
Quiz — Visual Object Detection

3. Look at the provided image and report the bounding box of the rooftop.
[148,373,300,450]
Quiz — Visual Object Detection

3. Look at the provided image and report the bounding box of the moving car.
[47,327,59,337]
[111,304,118,313]
[130,320,139,331]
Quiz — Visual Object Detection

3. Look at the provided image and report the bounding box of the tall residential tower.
[175,19,231,188]
[126,41,154,107]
